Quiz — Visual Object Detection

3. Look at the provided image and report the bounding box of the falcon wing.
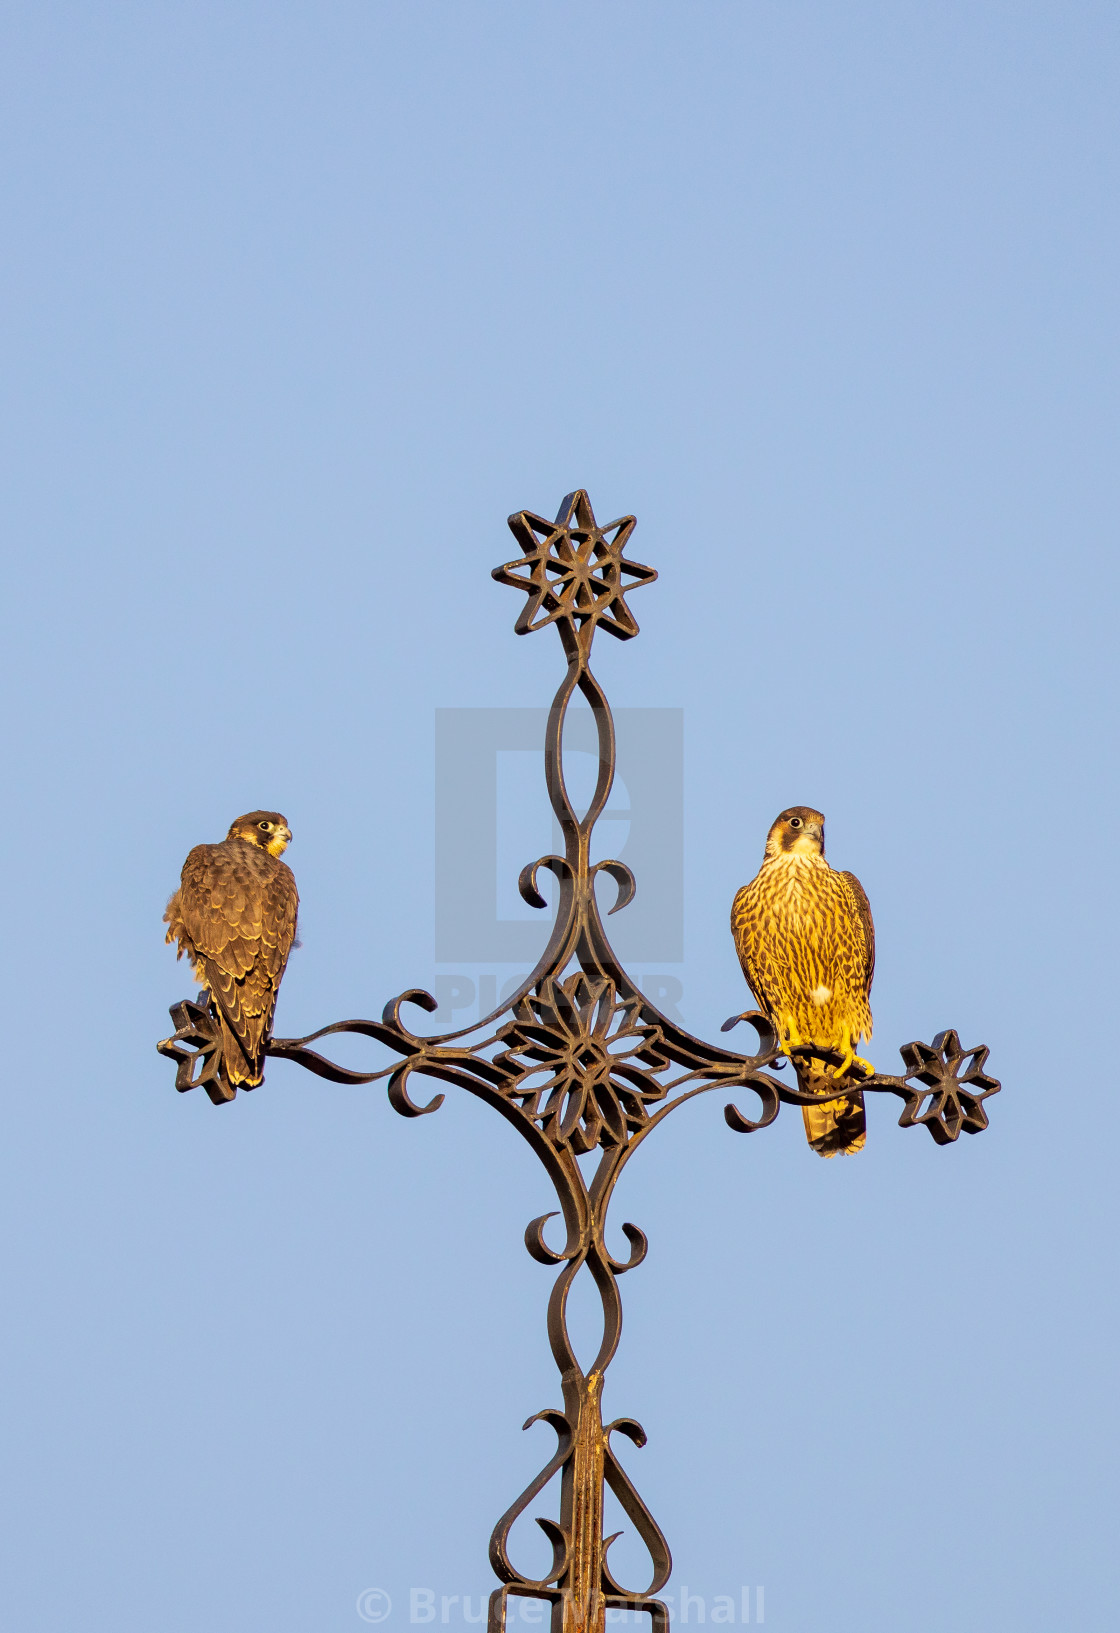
[730,884,782,1016]
[840,870,875,995]
[260,860,299,988]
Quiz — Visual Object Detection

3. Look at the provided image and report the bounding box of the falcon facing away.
[164,811,299,1089]
[731,807,874,1157]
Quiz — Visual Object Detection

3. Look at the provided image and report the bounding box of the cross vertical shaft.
[559,1370,606,1633]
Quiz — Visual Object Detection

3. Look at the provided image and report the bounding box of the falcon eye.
[259,821,271,831]
[789,817,803,828]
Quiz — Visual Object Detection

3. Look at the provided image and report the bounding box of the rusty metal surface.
[158,490,1000,1633]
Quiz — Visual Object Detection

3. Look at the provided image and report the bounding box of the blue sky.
[1,5,1118,1631]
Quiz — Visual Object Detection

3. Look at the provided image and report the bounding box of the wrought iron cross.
[159,491,1000,1633]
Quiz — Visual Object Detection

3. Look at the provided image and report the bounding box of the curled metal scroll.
[158,490,1001,1633]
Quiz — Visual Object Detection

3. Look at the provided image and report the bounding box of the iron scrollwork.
[158,490,1001,1633]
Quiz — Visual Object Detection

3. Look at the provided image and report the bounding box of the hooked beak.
[267,825,293,857]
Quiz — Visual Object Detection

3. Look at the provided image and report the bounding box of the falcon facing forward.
[164,811,299,1089]
[731,807,874,1157]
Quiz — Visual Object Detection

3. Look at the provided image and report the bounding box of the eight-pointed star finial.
[493,490,657,641]
[897,1030,1000,1144]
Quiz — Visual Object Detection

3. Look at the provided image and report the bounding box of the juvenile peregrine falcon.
[164,811,298,1089]
[730,807,874,1157]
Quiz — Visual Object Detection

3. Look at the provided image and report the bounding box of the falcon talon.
[156,491,1000,1632]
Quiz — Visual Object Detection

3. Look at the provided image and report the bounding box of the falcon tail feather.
[797,1062,867,1157]
[215,1012,265,1089]
[193,979,266,1089]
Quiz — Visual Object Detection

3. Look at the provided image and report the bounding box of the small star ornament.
[494,490,657,640]
[897,1030,1000,1144]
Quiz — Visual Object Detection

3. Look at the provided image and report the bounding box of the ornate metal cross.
[159,490,1000,1633]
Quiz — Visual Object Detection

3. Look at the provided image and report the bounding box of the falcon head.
[227,810,293,858]
[765,806,825,859]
